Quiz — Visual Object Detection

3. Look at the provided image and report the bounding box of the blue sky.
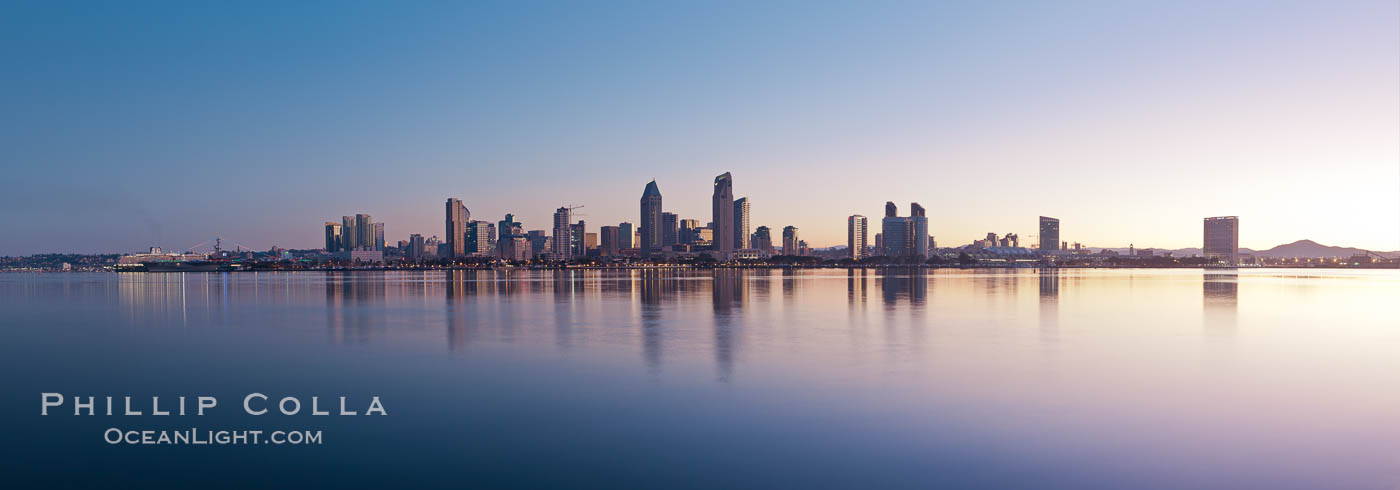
[2,0,1397,254]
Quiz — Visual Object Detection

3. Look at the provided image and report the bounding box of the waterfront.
[1,269,1397,488]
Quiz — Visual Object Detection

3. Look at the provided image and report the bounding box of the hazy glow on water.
[2,269,1397,488]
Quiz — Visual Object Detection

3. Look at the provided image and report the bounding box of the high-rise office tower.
[882,217,912,257]
[1203,216,1240,265]
[618,222,634,250]
[498,214,522,243]
[342,216,357,251]
[848,215,868,260]
[355,214,373,251]
[910,203,928,259]
[712,172,734,258]
[679,219,699,245]
[496,214,523,258]
[733,197,750,250]
[498,236,529,261]
[570,221,587,257]
[639,180,663,254]
[551,207,572,260]
[753,226,773,254]
[324,222,342,252]
[373,222,385,251]
[881,203,914,257]
[527,230,549,259]
[782,226,799,256]
[661,212,678,248]
[466,221,493,254]
[1039,216,1060,252]
[408,234,425,260]
[445,198,468,258]
[600,225,620,256]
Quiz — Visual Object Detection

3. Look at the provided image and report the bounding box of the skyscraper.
[712,172,734,259]
[661,212,678,248]
[679,219,699,245]
[445,198,468,258]
[408,234,425,261]
[497,214,522,243]
[910,203,928,259]
[848,215,867,260]
[600,225,620,256]
[639,180,663,254]
[1039,216,1060,252]
[618,222,634,250]
[373,222,385,251]
[342,216,357,251]
[324,222,342,252]
[466,221,493,254]
[881,202,914,257]
[733,197,750,250]
[753,226,773,254]
[570,220,587,257]
[355,214,373,251]
[782,226,799,256]
[551,207,571,260]
[1203,216,1240,265]
[527,230,549,259]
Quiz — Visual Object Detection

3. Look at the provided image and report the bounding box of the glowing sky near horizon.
[2,0,1396,255]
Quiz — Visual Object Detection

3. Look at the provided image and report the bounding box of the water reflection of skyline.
[22,268,1397,490]
[95,269,1276,381]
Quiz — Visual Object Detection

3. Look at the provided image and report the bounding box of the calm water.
[1,269,1397,489]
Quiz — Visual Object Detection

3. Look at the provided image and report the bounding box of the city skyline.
[2,1,1397,255]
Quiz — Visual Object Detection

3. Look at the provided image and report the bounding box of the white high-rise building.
[848,215,868,260]
[551,207,572,260]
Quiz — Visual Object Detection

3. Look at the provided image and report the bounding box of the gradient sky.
[3,0,1397,255]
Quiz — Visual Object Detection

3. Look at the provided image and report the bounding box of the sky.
[2,0,1397,255]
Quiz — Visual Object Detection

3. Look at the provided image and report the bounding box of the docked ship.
[115,242,235,272]
[141,260,220,272]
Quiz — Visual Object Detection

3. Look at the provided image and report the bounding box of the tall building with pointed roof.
[712,172,734,259]
[640,180,663,254]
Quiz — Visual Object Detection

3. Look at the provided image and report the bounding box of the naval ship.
[115,239,236,272]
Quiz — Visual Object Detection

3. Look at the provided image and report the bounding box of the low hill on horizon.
[1093,239,1397,259]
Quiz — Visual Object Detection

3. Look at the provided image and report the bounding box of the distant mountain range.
[1101,240,1398,259]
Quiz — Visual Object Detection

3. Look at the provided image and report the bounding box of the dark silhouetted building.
[445,198,468,258]
[1039,216,1060,252]
[661,212,678,248]
[712,172,735,258]
[782,226,799,256]
[640,181,663,254]
[1203,216,1239,264]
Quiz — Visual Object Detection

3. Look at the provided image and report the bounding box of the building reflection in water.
[781,268,798,302]
[847,268,868,308]
[552,270,581,351]
[638,270,676,375]
[711,269,744,383]
[1038,269,1060,348]
[878,268,926,309]
[444,270,482,352]
[1203,272,1239,336]
[874,268,927,362]
[326,272,386,345]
